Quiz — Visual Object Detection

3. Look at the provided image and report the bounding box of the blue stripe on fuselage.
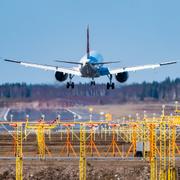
[87,51,103,64]
[88,56,98,64]
[98,67,110,76]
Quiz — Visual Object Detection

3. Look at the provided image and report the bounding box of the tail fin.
[87,25,90,58]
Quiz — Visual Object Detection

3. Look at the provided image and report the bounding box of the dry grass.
[80,102,170,119]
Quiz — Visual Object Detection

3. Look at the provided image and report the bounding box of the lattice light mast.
[79,124,86,180]
[10,123,23,180]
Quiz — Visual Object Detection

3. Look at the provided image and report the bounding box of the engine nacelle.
[55,71,68,82]
[115,72,129,83]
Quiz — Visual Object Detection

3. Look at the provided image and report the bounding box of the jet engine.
[115,72,129,83]
[55,71,68,82]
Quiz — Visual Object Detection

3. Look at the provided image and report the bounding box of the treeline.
[0,77,179,104]
[120,77,180,102]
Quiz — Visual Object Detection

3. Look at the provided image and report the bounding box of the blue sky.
[0,0,179,84]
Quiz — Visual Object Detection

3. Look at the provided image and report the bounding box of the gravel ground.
[0,160,150,180]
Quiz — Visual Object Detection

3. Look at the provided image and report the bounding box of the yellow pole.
[37,124,45,159]
[132,125,137,158]
[79,124,86,180]
[168,124,176,180]
[149,124,157,180]
[16,124,23,180]
[159,121,167,180]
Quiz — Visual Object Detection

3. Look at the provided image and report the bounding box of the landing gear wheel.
[106,82,115,89]
[66,82,70,88]
[90,81,96,86]
[106,74,115,90]
[66,74,75,89]
[66,82,74,89]
[107,83,110,89]
[111,83,115,89]
[71,82,74,89]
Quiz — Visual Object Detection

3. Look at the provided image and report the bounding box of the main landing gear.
[66,82,74,89]
[66,74,75,89]
[107,74,115,89]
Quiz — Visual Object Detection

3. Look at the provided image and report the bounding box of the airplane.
[4,26,177,89]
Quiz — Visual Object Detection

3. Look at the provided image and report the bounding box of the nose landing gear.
[90,81,95,86]
[90,78,96,86]
[90,81,96,86]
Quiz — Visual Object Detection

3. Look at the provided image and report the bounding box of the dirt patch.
[0,160,150,180]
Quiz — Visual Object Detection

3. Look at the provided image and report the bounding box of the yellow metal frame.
[0,103,180,180]
[87,127,100,157]
[79,124,86,180]
[106,125,122,157]
[126,124,137,158]
[60,126,77,157]
[26,118,58,159]
[149,124,157,180]
[15,124,23,180]
[168,124,176,180]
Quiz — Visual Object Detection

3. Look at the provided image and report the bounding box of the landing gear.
[66,74,75,89]
[107,74,115,89]
[106,82,115,89]
[90,78,96,86]
[66,82,74,89]
[90,81,96,86]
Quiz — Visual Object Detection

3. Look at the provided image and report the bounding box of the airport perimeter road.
[0,108,9,121]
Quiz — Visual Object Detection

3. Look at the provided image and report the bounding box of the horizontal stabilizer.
[55,60,120,66]
[54,60,83,65]
[92,61,120,65]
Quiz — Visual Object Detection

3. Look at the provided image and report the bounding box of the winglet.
[87,25,90,59]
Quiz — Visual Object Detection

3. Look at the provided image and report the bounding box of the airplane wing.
[4,59,81,76]
[109,61,177,74]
